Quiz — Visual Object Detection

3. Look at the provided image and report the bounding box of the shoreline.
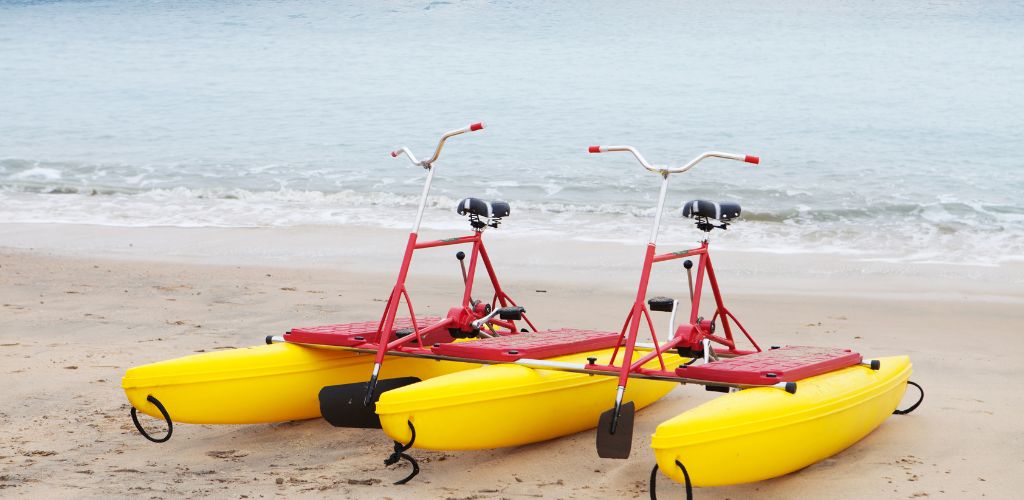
[2,222,1022,303]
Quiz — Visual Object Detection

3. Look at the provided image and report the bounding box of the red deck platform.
[676,345,862,385]
[284,316,442,347]
[431,328,623,362]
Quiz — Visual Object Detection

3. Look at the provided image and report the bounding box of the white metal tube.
[391,147,422,166]
[664,151,756,174]
[588,146,758,245]
[588,146,758,176]
[514,358,588,370]
[614,385,626,404]
[411,166,436,234]
[470,307,502,329]
[649,174,670,244]
[667,299,679,340]
[424,122,484,165]
[392,123,485,233]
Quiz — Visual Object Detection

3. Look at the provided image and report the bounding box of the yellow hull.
[651,355,912,487]
[122,342,472,424]
[376,348,683,450]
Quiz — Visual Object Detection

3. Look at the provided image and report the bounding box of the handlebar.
[588,145,758,175]
[391,122,485,167]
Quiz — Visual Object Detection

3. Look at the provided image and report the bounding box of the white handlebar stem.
[588,145,759,244]
[391,122,485,168]
[391,123,485,234]
[588,145,759,175]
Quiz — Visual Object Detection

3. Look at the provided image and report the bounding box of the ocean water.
[1,0,1022,264]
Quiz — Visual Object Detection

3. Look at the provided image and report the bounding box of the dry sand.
[1,223,1022,499]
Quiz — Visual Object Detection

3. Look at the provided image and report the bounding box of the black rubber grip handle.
[498,306,525,320]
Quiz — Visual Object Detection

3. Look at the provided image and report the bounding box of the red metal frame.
[598,239,762,384]
[354,219,538,406]
[284,139,782,418]
[370,229,537,367]
[285,122,543,405]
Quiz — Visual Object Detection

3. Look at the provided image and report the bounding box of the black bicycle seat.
[681,200,741,222]
[456,198,511,219]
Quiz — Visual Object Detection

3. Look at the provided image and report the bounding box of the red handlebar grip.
[390,151,399,157]
[469,122,484,131]
[744,155,760,164]
[588,146,602,153]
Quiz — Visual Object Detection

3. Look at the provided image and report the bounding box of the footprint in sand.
[206,450,248,461]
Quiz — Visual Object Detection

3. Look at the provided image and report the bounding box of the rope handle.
[130,395,173,443]
[384,420,419,485]
[649,459,692,500]
[894,380,924,415]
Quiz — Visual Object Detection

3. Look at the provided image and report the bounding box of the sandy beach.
[3,0,1023,497]
[1,222,1022,499]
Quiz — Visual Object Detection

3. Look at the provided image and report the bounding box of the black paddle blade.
[596,401,635,459]
[319,377,421,428]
